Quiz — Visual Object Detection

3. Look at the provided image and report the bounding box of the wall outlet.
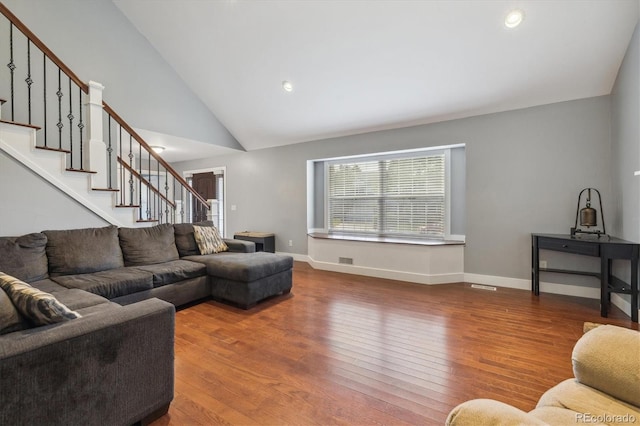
[288,240,293,247]
[231,205,237,211]
[539,260,547,269]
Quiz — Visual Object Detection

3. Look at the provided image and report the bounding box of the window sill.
[307,232,465,247]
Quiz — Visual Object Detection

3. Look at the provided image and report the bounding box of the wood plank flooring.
[151,262,638,425]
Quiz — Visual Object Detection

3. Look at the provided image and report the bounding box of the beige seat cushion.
[536,378,640,426]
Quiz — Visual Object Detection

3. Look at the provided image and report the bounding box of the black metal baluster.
[138,142,143,221]
[119,126,123,204]
[180,186,185,223]
[128,135,134,206]
[56,68,63,150]
[157,158,161,223]
[43,53,47,147]
[147,150,151,220]
[78,87,84,170]
[25,39,32,124]
[165,168,169,223]
[107,115,112,188]
[7,23,15,121]
[67,77,74,168]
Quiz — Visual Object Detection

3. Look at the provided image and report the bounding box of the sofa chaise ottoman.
[184,251,293,309]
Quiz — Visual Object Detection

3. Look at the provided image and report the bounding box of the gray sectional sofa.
[0,222,293,425]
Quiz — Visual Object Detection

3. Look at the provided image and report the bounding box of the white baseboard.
[294,259,639,320]
[464,273,600,298]
[305,256,463,285]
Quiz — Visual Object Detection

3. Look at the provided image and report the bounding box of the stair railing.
[0,2,209,224]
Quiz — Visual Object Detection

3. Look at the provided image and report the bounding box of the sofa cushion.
[29,279,68,294]
[52,289,110,311]
[184,252,293,282]
[572,324,640,408]
[174,221,214,257]
[131,260,207,287]
[0,286,29,335]
[193,225,228,254]
[119,224,179,266]
[44,226,124,276]
[0,233,49,282]
[0,272,81,326]
[52,268,154,299]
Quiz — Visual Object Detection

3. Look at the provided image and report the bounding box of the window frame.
[324,147,453,241]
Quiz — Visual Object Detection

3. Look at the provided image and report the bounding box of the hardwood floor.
[151,262,638,425]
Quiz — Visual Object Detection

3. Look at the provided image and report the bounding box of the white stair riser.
[0,121,152,227]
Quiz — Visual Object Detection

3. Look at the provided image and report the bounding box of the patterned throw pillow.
[0,272,81,326]
[193,225,228,255]
[0,286,27,335]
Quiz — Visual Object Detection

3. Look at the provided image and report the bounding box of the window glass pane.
[328,152,446,239]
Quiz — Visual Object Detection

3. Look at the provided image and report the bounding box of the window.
[327,150,447,239]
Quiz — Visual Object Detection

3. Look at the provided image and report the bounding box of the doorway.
[185,167,226,236]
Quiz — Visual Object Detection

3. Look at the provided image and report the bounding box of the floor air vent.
[471,284,497,291]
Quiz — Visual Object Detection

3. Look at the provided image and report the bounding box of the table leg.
[532,236,539,295]
[632,247,638,322]
[600,252,609,318]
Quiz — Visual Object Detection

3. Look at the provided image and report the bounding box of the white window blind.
[328,152,446,239]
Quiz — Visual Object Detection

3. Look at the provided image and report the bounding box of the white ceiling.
[115,0,639,156]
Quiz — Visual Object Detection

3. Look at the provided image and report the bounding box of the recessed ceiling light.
[282,80,293,92]
[505,9,524,28]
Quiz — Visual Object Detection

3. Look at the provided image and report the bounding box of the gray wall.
[0,151,108,235]
[611,19,640,288]
[611,20,639,243]
[1,0,242,151]
[175,96,612,281]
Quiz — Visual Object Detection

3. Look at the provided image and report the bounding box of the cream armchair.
[446,324,640,426]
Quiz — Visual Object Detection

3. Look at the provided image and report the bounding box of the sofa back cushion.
[118,224,179,266]
[44,226,124,276]
[174,221,214,257]
[0,233,49,282]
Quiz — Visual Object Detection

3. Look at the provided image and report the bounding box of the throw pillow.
[0,286,27,335]
[0,272,81,326]
[193,225,228,255]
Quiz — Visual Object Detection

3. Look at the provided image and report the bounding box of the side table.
[234,232,275,253]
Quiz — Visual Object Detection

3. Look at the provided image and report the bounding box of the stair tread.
[36,145,71,154]
[65,168,97,174]
[0,98,5,105]
[92,188,120,192]
[115,204,141,208]
[136,219,159,223]
[0,119,41,130]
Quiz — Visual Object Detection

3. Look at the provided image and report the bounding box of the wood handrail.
[1,1,208,215]
[117,157,176,209]
[0,2,88,93]
[104,102,210,209]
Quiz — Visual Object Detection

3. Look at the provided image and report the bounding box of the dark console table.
[531,233,639,322]
[234,232,275,253]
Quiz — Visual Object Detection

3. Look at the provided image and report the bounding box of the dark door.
[191,172,216,223]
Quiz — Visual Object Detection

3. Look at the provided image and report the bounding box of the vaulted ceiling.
[114,0,639,154]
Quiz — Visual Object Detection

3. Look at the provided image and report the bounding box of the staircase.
[0,3,209,228]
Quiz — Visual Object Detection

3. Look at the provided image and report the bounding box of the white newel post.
[85,81,108,188]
